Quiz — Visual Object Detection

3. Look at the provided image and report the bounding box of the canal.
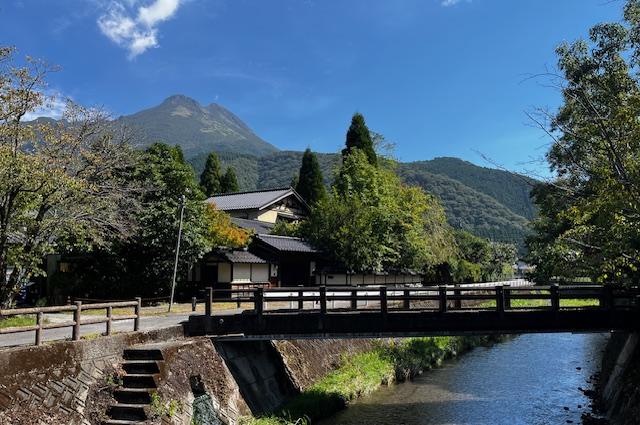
[322,333,609,425]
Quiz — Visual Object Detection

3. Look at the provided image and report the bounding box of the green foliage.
[527,0,640,285]
[0,47,141,306]
[220,167,240,193]
[149,392,182,419]
[199,152,222,196]
[295,149,326,205]
[342,113,377,166]
[270,220,301,237]
[303,149,456,272]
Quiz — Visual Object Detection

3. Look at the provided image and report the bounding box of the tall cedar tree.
[221,167,239,193]
[342,113,377,166]
[200,152,222,196]
[295,148,326,205]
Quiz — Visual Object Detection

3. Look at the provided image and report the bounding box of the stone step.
[122,360,160,375]
[107,404,147,421]
[114,388,153,405]
[123,348,163,361]
[102,419,144,425]
[122,374,157,389]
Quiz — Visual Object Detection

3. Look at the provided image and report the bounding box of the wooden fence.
[201,284,640,317]
[0,298,141,346]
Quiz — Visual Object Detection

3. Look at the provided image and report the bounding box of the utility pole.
[169,194,186,313]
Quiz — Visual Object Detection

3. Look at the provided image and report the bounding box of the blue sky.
[1,0,622,174]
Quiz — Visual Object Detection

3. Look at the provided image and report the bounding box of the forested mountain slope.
[188,151,533,249]
[403,157,537,220]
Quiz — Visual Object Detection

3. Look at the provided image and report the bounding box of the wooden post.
[380,287,388,315]
[134,297,141,331]
[496,286,505,317]
[205,288,212,317]
[255,287,264,316]
[35,311,43,346]
[439,286,448,314]
[191,297,197,312]
[106,306,113,336]
[319,286,327,314]
[601,286,614,310]
[351,289,358,310]
[403,289,410,310]
[298,290,304,311]
[72,301,82,341]
[504,285,511,310]
[453,285,462,310]
[550,284,560,312]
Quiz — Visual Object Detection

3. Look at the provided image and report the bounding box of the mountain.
[403,157,537,220]
[116,95,278,158]
[189,151,534,250]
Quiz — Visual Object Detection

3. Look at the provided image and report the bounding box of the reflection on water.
[322,333,608,425]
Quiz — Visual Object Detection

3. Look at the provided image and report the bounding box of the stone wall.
[0,328,377,424]
[0,326,183,425]
[599,332,640,424]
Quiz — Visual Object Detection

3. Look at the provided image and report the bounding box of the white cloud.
[441,0,470,6]
[23,92,68,121]
[97,0,182,59]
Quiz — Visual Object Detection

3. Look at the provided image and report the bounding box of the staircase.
[103,348,164,425]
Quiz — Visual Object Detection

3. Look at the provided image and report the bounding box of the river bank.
[241,335,506,425]
[325,333,608,425]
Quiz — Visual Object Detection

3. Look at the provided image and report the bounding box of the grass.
[480,296,600,309]
[0,315,37,329]
[243,335,503,425]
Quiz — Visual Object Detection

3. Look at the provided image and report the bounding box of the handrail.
[201,284,640,318]
[0,298,142,346]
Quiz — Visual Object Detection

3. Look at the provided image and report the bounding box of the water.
[322,333,609,425]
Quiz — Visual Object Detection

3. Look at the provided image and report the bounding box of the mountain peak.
[118,95,279,158]
[162,94,201,108]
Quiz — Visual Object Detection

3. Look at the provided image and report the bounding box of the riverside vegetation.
[241,335,505,425]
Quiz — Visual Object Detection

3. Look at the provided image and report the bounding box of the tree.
[295,148,326,205]
[220,167,239,193]
[0,47,140,307]
[342,113,377,166]
[205,203,251,247]
[199,152,222,196]
[49,144,249,300]
[527,0,640,284]
[303,149,455,272]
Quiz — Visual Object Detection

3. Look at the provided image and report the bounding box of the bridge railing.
[0,298,142,346]
[203,284,640,317]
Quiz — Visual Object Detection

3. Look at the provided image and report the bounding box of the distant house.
[251,234,320,287]
[206,187,309,224]
[189,186,422,293]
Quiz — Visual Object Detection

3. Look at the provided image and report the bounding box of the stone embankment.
[597,332,640,424]
[0,327,374,424]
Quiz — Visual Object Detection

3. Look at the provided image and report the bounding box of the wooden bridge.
[185,284,640,340]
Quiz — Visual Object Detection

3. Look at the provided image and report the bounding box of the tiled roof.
[221,250,267,264]
[255,234,319,253]
[230,218,274,234]
[207,188,295,211]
